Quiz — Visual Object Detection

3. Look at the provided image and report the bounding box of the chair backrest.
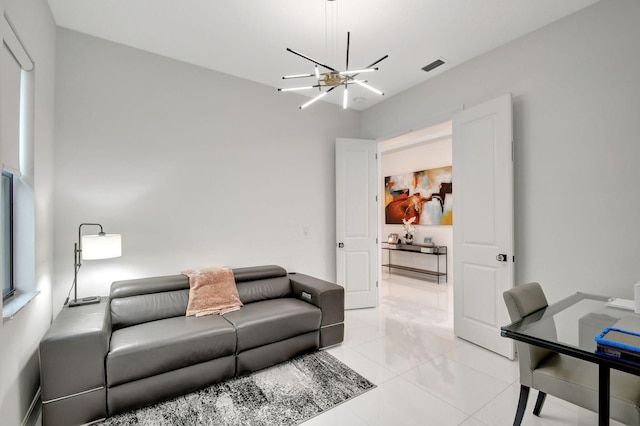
[503,282,548,321]
[503,282,554,386]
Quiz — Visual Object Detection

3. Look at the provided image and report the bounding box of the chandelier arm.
[348,54,390,79]
[339,68,378,76]
[353,79,384,96]
[345,32,350,71]
[286,48,339,73]
[282,73,316,80]
[300,91,328,109]
[366,54,389,69]
[278,84,323,92]
[341,79,367,85]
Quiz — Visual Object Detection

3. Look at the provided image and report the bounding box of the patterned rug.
[99,351,375,426]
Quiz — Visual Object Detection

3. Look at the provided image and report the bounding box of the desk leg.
[598,363,610,426]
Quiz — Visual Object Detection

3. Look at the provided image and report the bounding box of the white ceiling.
[46,0,599,111]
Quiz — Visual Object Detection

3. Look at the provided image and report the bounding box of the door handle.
[338,242,344,248]
[496,254,507,262]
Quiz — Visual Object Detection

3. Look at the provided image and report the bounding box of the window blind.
[1,14,33,176]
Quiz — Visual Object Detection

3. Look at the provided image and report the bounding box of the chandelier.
[278,32,388,110]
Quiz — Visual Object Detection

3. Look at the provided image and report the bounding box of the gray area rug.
[99,351,375,426]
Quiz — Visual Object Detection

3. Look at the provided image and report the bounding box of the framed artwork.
[384,166,453,225]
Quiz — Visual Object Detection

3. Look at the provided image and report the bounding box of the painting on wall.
[384,166,453,225]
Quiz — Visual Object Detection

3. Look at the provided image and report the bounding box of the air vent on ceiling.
[421,59,446,73]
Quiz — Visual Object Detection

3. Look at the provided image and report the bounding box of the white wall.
[363,0,640,303]
[381,138,453,281]
[53,29,361,308]
[0,0,56,424]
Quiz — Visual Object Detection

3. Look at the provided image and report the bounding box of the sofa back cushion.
[110,275,190,331]
[233,265,292,304]
[110,265,292,330]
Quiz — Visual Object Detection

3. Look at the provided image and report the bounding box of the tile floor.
[303,273,625,426]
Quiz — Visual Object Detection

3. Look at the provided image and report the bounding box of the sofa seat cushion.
[223,298,321,352]
[107,315,236,387]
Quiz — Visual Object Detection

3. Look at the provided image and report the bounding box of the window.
[2,171,14,300]
[2,14,37,317]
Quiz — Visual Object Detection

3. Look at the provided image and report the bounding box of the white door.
[453,94,515,359]
[336,138,378,309]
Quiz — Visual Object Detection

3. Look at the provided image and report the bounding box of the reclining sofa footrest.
[236,331,319,375]
[108,356,236,415]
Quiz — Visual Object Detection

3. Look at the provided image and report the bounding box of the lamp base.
[69,296,101,307]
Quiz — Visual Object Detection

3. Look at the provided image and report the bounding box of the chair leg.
[533,391,547,416]
[513,385,530,426]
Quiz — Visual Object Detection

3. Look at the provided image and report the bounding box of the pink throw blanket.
[182,267,243,317]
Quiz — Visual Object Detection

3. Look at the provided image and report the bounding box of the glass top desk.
[501,292,640,426]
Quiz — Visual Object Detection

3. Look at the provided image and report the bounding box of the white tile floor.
[303,273,625,426]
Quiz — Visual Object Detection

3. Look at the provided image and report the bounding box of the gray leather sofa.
[39,265,344,425]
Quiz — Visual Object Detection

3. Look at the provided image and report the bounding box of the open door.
[336,138,378,309]
[453,94,515,359]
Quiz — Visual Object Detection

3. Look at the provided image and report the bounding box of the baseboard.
[22,387,41,426]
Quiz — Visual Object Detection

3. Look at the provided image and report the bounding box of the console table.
[382,243,447,283]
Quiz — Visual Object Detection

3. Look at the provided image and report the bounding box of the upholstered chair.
[503,282,640,425]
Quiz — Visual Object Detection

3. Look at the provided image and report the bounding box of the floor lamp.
[69,222,121,307]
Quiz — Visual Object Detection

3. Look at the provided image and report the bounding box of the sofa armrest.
[40,300,111,425]
[289,273,344,327]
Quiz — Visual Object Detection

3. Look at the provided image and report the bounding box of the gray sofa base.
[42,387,106,426]
[108,355,236,415]
[320,323,344,348]
[237,330,319,375]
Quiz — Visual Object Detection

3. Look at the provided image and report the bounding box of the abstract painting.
[384,166,453,225]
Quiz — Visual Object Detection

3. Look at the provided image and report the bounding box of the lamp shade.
[81,233,122,260]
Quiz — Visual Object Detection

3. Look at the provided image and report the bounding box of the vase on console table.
[401,217,416,245]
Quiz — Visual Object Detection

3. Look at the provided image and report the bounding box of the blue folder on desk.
[595,327,640,364]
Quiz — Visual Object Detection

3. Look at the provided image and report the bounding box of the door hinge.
[376,195,378,202]
[513,255,516,262]
[376,238,378,244]
[376,281,379,287]
[375,153,378,160]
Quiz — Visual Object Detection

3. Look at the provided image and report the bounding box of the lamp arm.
[67,223,104,305]
[72,242,80,305]
[77,223,104,269]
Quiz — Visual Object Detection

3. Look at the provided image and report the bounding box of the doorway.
[378,121,453,317]
[335,95,514,358]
